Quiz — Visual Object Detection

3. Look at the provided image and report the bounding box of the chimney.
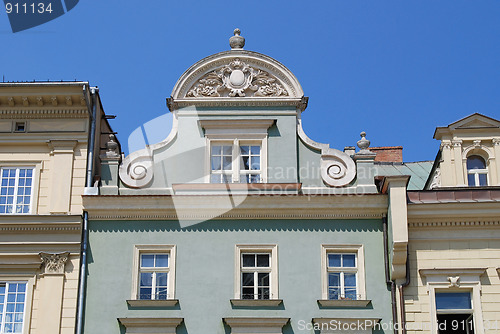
[370,146,403,162]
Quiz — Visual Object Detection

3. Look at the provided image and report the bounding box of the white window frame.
[234,245,278,300]
[0,162,41,215]
[208,139,267,183]
[0,275,35,334]
[131,245,176,301]
[321,245,366,301]
[420,268,486,334]
[466,155,488,186]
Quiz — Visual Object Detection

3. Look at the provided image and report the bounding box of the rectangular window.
[0,167,34,214]
[436,292,474,334]
[0,282,27,334]
[139,254,169,300]
[327,253,358,300]
[235,245,278,300]
[241,253,271,300]
[321,245,365,301]
[209,142,262,184]
[132,245,176,301]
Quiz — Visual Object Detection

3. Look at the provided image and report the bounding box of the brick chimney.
[370,146,403,162]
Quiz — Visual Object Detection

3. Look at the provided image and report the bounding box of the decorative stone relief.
[39,252,70,274]
[448,276,460,287]
[119,153,154,188]
[186,58,289,98]
[104,134,120,158]
[473,139,481,148]
[429,168,441,189]
[493,138,500,146]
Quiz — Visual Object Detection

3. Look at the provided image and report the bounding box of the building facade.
[82,31,398,334]
[0,82,114,334]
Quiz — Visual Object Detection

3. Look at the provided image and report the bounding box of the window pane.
[256,254,269,267]
[249,174,260,183]
[251,146,260,155]
[242,287,254,299]
[156,287,167,300]
[141,254,154,268]
[328,254,341,267]
[342,254,356,267]
[251,157,260,170]
[479,173,487,186]
[328,287,340,300]
[436,292,472,310]
[328,273,340,287]
[468,173,476,186]
[241,156,250,170]
[222,146,232,155]
[222,157,232,170]
[140,272,152,287]
[242,273,254,286]
[258,273,269,286]
[155,254,168,267]
[467,155,486,169]
[139,287,152,300]
[211,157,221,170]
[212,146,222,155]
[156,273,168,286]
[258,287,270,300]
[242,254,255,267]
[240,146,249,155]
[344,288,357,300]
[210,174,221,183]
[344,273,356,287]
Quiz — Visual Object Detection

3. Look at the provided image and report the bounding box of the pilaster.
[493,138,500,186]
[440,140,453,186]
[48,140,77,214]
[452,139,465,186]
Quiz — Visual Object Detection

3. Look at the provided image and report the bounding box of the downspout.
[398,248,411,334]
[75,86,98,334]
[383,215,398,334]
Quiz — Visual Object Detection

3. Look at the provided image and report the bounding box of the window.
[467,155,487,186]
[241,253,270,299]
[327,253,357,300]
[321,245,366,301]
[131,245,176,302]
[210,143,262,184]
[0,282,27,334]
[0,168,34,214]
[234,245,278,300]
[14,122,26,133]
[436,292,474,334]
[139,254,169,300]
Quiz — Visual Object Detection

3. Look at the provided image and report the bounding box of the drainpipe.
[383,215,398,334]
[398,249,411,334]
[75,86,98,334]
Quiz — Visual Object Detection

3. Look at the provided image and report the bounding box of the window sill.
[126,299,178,307]
[230,299,283,307]
[317,299,371,308]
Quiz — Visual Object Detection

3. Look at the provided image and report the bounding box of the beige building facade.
[387,114,500,334]
[0,82,115,334]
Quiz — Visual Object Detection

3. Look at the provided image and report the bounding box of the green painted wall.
[84,219,392,333]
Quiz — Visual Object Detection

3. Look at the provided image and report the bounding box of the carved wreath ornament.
[186,58,289,98]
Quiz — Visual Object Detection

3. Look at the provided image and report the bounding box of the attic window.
[467,155,488,186]
[14,122,26,133]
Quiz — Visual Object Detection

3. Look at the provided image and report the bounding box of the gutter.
[75,85,98,334]
[382,215,398,334]
[398,249,410,334]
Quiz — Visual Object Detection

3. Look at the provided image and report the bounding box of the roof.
[374,161,433,190]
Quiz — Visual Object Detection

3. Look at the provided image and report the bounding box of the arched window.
[467,155,488,186]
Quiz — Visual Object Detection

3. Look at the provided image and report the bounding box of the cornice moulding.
[83,195,387,220]
[407,202,500,219]
[409,220,500,228]
[419,268,487,277]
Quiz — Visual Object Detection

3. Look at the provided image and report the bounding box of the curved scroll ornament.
[119,152,154,188]
[186,58,289,98]
[320,149,356,187]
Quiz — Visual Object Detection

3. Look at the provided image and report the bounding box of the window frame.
[208,138,267,184]
[131,245,176,301]
[234,245,278,300]
[466,155,488,187]
[321,245,366,301]
[0,162,41,215]
[0,275,35,334]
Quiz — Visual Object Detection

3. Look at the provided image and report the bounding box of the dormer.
[430,113,500,188]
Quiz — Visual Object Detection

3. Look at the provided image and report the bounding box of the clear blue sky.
[2,1,500,162]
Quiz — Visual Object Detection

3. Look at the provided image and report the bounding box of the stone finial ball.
[229,28,245,49]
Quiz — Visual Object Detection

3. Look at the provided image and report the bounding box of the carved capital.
[39,252,70,274]
[452,139,462,148]
[492,138,500,146]
[473,139,481,148]
[440,141,452,150]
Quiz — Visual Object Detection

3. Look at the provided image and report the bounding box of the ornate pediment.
[186,58,289,98]
[450,113,500,130]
